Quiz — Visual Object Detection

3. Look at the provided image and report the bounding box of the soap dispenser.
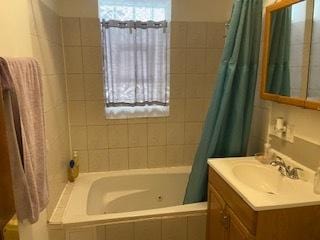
[314,167,320,194]
[68,151,80,182]
[260,137,273,164]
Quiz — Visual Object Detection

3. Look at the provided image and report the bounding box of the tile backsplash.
[62,17,225,172]
[271,136,320,171]
[26,0,71,216]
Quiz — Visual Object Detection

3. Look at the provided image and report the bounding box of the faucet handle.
[289,167,304,180]
[270,156,285,166]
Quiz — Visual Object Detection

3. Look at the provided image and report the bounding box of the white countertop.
[208,156,320,211]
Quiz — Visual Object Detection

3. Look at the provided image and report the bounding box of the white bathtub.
[51,166,207,230]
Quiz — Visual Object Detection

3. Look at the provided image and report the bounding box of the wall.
[252,0,320,168]
[308,0,320,99]
[289,1,307,98]
[61,213,206,240]
[0,0,70,219]
[62,18,225,172]
[58,0,232,172]
[267,0,320,148]
[58,0,233,22]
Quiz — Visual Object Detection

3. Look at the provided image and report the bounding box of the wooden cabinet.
[207,184,253,240]
[207,185,226,240]
[227,207,254,240]
[207,167,320,240]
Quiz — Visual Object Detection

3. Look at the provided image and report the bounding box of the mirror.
[261,0,320,110]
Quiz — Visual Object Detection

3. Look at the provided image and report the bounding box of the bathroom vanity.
[206,157,320,240]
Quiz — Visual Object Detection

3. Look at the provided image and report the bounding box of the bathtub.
[50,166,207,234]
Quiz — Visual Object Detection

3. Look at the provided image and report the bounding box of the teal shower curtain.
[266,8,292,96]
[184,0,262,204]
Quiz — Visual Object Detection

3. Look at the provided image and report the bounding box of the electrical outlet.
[285,124,295,143]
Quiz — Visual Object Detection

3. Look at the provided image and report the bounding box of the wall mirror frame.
[260,0,320,111]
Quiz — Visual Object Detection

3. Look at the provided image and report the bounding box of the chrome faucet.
[270,156,303,179]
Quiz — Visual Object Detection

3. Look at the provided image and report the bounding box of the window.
[99,0,171,119]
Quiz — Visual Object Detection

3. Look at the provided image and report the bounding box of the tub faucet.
[270,156,303,180]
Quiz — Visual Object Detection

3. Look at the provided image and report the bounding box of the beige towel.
[0,57,48,224]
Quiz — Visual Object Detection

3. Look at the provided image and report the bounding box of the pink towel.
[0,57,48,224]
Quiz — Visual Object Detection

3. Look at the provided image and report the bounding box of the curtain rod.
[101,20,167,29]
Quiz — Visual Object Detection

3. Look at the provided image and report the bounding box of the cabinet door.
[226,207,254,240]
[207,185,227,240]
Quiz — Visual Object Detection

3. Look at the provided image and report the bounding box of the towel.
[0,57,48,224]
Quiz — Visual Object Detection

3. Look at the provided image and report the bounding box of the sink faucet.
[270,156,303,179]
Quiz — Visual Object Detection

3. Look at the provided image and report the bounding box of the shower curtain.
[266,7,292,96]
[184,0,262,204]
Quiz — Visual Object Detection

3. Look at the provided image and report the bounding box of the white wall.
[252,0,320,157]
[58,0,232,22]
[0,0,33,56]
[0,0,70,239]
[271,103,320,145]
[172,0,232,22]
[58,0,99,18]
[264,0,320,145]
[18,211,49,240]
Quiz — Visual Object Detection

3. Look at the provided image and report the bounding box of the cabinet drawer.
[209,167,257,235]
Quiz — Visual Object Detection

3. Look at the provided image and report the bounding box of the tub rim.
[49,166,207,229]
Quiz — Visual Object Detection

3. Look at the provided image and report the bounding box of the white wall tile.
[148,123,167,146]
[187,215,206,240]
[88,149,109,172]
[135,219,161,240]
[148,146,167,168]
[162,217,187,240]
[67,74,85,100]
[106,223,134,240]
[70,126,88,150]
[167,145,184,166]
[128,124,148,147]
[129,147,148,169]
[87,125,108,149]
[108,125,128,148]
[69,101,86,125]
[109,148,129,170]
[84,74,104,100]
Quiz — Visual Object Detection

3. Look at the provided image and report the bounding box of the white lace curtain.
[100,0,170,119]
[101,20,169,118]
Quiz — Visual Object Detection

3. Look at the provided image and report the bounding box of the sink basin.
[207,156,320,211]
[232,163,282,194]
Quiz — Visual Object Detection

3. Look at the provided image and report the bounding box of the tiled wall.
[49,213,206,240]
[254,0,320,168]
[28,0,71,216]
[309,19,320,99]
[62,18,225,172]
[289,20,307,97]
[247,6,272,155]
[1,0,71,228]
[271,136,320,171]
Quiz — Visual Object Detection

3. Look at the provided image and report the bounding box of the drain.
[157,196,163,202]
[266,191,275,195]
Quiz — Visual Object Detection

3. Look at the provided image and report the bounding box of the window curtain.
[266,8,292,96]
[184,0,262,204]
[102,21,169,118]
